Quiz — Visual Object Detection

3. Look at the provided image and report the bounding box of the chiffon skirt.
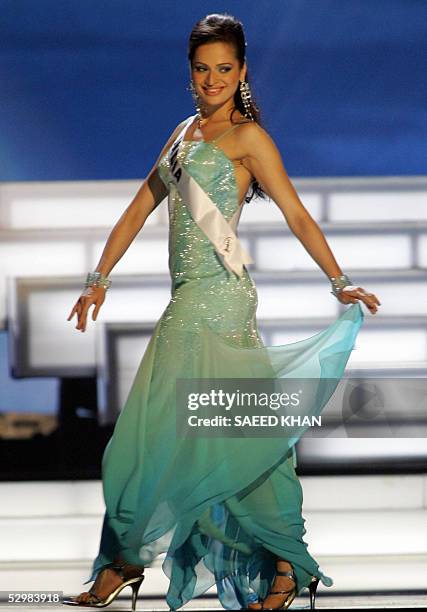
[84,301,364,610]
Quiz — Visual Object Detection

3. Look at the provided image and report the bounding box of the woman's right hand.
[67,285,107,332]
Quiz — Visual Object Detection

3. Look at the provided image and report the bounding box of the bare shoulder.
[155,116,192,162]
[234,121,276,156]
[151,117,191,172]
[176,116,192,130]
[169,116,191,140]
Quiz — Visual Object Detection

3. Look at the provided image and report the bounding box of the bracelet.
[84,271,112,290]
[329,273,353,297]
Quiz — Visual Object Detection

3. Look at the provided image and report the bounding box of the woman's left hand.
[336,286,381,315]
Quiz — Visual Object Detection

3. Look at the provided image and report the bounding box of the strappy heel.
[262,566,297,610]
[62,561,145,610]
[246,566,297,611]
[246,571,320,611]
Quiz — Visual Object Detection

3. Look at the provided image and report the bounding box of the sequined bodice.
[158,139,244,289]
[156,131,263,349]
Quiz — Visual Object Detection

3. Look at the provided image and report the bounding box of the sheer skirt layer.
[84,296,364,610]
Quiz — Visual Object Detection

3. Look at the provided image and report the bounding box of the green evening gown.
[83,115,364,610]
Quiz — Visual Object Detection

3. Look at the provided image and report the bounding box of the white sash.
[168,115,254,279]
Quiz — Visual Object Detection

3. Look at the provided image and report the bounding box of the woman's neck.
[199,102,236,125]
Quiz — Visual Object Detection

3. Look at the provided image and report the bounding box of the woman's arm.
[93,119,187,277]
[237,123,381,314]
[67,119,188,332]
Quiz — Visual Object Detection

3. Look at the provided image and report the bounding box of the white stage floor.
[2,592,427,610]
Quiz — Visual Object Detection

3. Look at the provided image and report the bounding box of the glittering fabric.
[157,140,263,349]
[84,127,364,611]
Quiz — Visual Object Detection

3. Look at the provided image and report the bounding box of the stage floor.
[9,592,426,610]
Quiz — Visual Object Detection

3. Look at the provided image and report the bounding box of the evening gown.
[83,114,364,610]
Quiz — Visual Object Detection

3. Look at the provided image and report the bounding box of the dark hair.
[188,13,266,204]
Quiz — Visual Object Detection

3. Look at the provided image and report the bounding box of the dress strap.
[211,121,252,144]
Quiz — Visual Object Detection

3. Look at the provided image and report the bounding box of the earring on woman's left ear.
[187,80,202,121]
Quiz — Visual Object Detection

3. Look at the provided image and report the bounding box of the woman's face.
[190,41,247,110]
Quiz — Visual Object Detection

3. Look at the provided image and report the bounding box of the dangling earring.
[187,80,203,124]
[240,80,254,120]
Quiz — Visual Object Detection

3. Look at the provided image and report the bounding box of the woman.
[64,12,380,612]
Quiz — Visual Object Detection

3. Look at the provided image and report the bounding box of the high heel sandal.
[247,566,297,611]
[247,573,320,611]
[62,562,145,611]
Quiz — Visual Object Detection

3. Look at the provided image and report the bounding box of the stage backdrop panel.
[0,0,426,181]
